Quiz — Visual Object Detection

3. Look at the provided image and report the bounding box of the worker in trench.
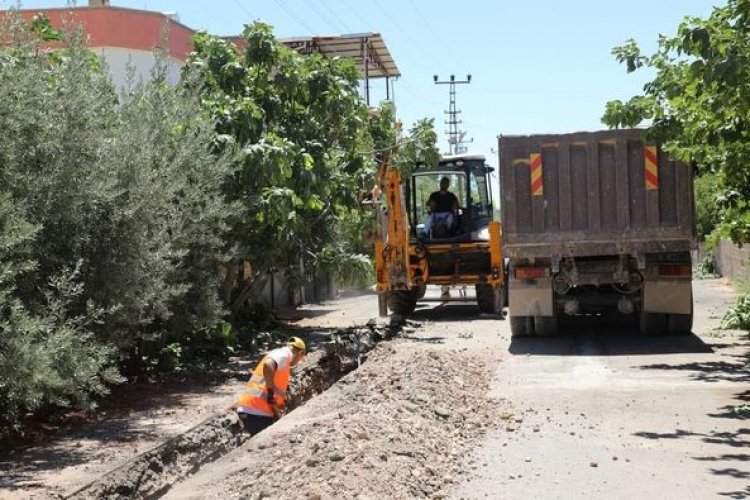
[228,337,307,434]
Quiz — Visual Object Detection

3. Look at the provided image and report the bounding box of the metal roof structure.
[278,32,400,104]
[278,32,400,78]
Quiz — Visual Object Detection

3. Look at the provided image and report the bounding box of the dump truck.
[499,129,696,337]
[366,152,505,316]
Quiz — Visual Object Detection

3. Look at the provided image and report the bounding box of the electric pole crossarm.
[433,73,472,155]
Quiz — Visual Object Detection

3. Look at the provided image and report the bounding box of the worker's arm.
[427,193,437,212]
[262,358,277,396]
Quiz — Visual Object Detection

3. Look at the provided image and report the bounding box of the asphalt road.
[299,279,748,499]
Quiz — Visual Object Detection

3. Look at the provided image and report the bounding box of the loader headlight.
[477,227,490,240]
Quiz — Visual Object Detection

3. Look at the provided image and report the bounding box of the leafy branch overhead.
[185,22,437,291]
[602,0,750,243]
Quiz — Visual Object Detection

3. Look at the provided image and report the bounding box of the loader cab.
[409,154,494,242]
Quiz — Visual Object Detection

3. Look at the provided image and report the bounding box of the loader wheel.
[534,315,559,337]
[476,284,498,314]
[387,290,418,315]
[510,316,533,338]
[640,311,668,336]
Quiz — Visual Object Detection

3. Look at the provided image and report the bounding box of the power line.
[405,0,459,61]
[233,0,256,21]
[305,0,344,33]
[370,0,435,63]
[338,2,373,30]
[316,0,353,33]
[272,0,318,34]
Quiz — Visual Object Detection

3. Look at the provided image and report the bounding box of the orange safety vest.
[236,349,291,417]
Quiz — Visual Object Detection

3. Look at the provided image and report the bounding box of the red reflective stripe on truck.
[530,153,543,196]
[645,146,659,190]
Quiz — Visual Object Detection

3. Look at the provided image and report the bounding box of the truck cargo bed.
[499,129,696,258]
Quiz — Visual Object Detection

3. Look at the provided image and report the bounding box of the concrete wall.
[94,47,182,90]
[714,238,750,281]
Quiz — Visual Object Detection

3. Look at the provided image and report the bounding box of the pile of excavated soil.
[207,341,503,499]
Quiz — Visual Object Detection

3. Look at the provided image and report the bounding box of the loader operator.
[423,176,459,238]
[229,337,306,435]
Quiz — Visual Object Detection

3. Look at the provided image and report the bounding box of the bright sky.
[10,0,718,167]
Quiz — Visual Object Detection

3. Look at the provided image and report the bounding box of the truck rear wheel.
[667,313,693,335]
[667,289,693,335]
[534,315,559,337]
[476,284,498,314]
[387,290,418,315]
[510,316,533,338]
[640,311,668,336]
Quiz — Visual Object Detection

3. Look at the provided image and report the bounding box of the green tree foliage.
[0,14,235,424]
[602,0,750,243]
[695,173,723,242]
[185,23,418,305]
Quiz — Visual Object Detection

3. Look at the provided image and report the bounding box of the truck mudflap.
[508,277,553,317]
[642,279,692,315]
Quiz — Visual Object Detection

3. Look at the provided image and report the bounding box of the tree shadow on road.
[640,351,749,384]
[634,342,750,498]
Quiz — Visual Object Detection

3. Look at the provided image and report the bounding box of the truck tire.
[476,284,498,313]
[534,315,559,337]
[387,290,418,315]
[640,310,668,336]
[510,316,533,338]
[667,289,693,335]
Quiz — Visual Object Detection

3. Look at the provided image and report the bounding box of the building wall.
[94,47,182,89]
[715,238,750,281]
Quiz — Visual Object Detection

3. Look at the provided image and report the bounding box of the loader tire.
[387,290,418,315]
[476,284,498,314]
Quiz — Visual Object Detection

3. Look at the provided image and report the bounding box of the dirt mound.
[215,342,502,499]
[65,325,386,499]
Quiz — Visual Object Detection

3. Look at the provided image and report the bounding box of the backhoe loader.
[364,152,505,316]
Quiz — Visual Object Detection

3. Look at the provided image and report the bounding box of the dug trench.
[63,320,402,500]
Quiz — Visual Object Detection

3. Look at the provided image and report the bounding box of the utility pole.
[434,74,472,155]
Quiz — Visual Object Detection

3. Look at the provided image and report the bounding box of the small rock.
[590,461,598,468]
[525,457,532,463]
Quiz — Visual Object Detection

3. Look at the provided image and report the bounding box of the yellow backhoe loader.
[364,152,505,316]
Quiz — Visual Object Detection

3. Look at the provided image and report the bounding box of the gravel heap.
[221,341,502,499]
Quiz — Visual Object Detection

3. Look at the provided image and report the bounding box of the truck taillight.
[658,264,692,277]
[515,266,547,280]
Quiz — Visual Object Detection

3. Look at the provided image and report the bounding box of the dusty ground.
[166,279,747,500]
[1,280,747,499]
[453,278,749,499]
[0,293,379,499]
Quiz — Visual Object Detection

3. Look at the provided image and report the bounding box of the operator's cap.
[287,336,306,352]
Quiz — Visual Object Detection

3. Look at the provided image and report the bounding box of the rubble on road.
[212,341,502,500]
[66,324,390,499]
